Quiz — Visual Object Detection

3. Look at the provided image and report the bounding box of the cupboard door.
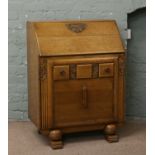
[54,78,117,127]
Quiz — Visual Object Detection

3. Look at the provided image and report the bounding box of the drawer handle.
[82,86,88,109]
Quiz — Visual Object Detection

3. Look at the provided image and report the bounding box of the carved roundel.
[66,23,87,33]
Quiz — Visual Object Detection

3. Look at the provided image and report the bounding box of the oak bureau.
[27,20,126,149]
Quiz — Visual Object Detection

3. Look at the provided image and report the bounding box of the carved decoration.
[92,63,99,78]
[118,55,125,76]
[40,58,47,80]
[40,58,48,129]
[66,23,87,33]
[70,64,76,79]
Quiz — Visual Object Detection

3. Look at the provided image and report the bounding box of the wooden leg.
[104,124,119,143]
[49,130,63,149]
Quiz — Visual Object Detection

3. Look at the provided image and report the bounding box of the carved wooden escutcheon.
[66,23,87,33]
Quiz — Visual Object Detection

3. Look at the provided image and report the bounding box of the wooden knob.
[105,68,111,73]
[104,124,116,135]
[60,70,66,76]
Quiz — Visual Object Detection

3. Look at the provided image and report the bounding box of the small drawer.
[99,63,114,77]
[53,65,69,80]
[77,64,92,79]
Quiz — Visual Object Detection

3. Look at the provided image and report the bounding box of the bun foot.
[49,130,63,149]
[105,134,119,143]
[104,124,119,143]
[50,141,63,149]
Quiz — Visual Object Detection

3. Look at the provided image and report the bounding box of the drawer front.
[99,63,114,77]
[53,65,69,80]
[76,64,92,79]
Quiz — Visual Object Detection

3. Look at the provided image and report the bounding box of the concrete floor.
[8,120,145,155]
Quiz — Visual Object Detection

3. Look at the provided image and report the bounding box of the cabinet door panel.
[54,78,116,127]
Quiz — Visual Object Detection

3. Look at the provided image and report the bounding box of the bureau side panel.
[27,22,40,128]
